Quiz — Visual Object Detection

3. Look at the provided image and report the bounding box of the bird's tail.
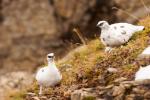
[136,26,145,31]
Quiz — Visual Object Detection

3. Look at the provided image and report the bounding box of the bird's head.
[47,53,54,62]
[97,21,109,29]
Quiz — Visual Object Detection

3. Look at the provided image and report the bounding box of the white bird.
[140,46,150,55]
[135,65,150,80]
[138,46,150,59]
[36,53,62,95]
[97,21,144,52]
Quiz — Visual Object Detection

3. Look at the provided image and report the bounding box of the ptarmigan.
[36,53,62,95]
[135,65,150,80]
[138,46,150,58]
[97,21,144,52]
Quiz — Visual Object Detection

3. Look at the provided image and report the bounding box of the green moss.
[9,91,26,100]
[96,55,104,62]
[123,64,134,71]
[83,96,96,100]
[74,51,88,60]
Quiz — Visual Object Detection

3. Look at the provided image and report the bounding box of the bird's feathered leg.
[39,85,43,95]
[105,47,113,53]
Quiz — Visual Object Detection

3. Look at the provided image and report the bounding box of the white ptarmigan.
[138,46,150,58]
[97,21,144,52]
[135,65,150,80]
[36,53,62,95]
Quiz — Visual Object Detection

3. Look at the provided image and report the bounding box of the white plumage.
[36,53,62,95]
[138,46,150,58]
[141,46,150,55]
[97,21,144,52]
[135,65,150,80]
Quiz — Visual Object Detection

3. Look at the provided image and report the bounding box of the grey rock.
[0,71,34,99]
[114,77,127,83]
[112,86,125,97]
[31,96,40,100]
[71,90,82,100]
[132,88,145,94]
[125,94,135,100]
[144,92,150,99]
[71,89,97,100]
[26,92,36,96]
[107,68,118,73]
[135,79,150,85]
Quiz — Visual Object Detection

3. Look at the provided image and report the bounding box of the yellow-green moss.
[8,91,26,100]
[83,96,96,100]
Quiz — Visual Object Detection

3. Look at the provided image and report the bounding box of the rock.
[69,79,150,100]
[39,96,48,100]
[63,89,72,97]
[104,84,114,89]
[71,89,97,100]
[125,94,135,100]
[31,96,40,100]
[111,82,131,100]
[114,77,127,83]
[121,83,132,89]
[0,71,33,89]
[71,90,84,100]
[132,88,145,94]
[135,79,150,85]
[112,86,125,97]
[98,75,106,85]
[26,92,36,96]
[96,99,106,100]
[137,54,150,59]
[71,90,82,100]
[107,68,118,73]
[144,92,150,99]
[0,71,34,99]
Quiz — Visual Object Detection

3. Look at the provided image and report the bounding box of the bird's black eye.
[48,56,53,58]
[99,23,104,26]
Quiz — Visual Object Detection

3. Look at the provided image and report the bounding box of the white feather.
[141,46,150,55]
[36,64,62,87]
[135,65,150,80]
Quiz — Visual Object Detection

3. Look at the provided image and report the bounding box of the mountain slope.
[9,17,150,100]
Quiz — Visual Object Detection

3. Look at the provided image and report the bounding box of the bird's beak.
[96,23,100,27]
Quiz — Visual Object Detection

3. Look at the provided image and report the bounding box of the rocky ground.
[25,78,150,100]
[0,71,33,100]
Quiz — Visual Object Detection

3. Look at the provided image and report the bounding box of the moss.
[83,96,96,100]
[96,55,104,62]
[123,64,135,71]
[8,91,26,100]
[29,81,39,94]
